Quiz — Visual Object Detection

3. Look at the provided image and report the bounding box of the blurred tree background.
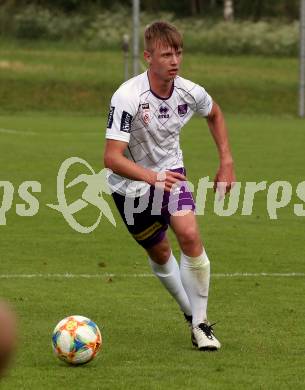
[0,0,301,55]
[0,0,300,20]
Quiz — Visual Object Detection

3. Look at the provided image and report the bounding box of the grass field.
[0,38,304,388]
[0,110,305,389]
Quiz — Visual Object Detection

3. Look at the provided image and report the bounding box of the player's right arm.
[104,140,185,192]
[104,139,155,184]
[103,88,185,192]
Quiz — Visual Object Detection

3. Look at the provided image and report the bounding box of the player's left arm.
[206,101,236,195]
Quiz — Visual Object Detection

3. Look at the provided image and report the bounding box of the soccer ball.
[52,315,102,365]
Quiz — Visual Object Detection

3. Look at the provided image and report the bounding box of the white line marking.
[0,273,304,279]
[213,272,305,277]
[0,128,37,136]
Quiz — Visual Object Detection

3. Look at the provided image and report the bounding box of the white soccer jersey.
[106,71,213,196]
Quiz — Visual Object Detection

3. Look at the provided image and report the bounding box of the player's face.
[145,44,183,82]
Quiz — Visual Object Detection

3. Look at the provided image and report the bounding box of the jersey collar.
[146,71,175,101]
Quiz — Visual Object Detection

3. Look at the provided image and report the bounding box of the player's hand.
[148,170,187,192]
[213,161,236,199]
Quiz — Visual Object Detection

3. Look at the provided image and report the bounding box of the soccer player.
[104,21,235,350]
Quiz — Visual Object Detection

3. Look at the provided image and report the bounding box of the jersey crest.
[178,103,188,117]
[141,103,150,125]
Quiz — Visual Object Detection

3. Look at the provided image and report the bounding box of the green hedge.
[181,20,299,56]
[0,5,299,56]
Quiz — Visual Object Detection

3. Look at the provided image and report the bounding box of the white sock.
[180,250,210,327]
[148,252,192,316]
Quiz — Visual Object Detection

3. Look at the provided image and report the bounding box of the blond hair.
[144,21,183,52]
